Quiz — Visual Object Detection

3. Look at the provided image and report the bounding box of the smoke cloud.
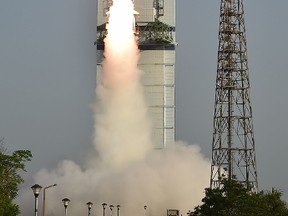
[18,142,210,216]
[17,0,210,215]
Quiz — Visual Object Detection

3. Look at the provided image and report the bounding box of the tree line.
[0,138,32,216]
[188,178,288,216]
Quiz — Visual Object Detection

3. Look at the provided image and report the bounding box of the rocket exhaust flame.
[105,0,136,49]
[102,0,140,89]
[17,1,211,215]
[94,0,153,169]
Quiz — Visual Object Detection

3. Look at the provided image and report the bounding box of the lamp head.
[110,205,114,211]
[87,202,93,209]
[102,203,107,209]
[62,198,70,208]
[31,184,42,197]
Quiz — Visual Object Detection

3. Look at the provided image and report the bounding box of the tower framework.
[210,0,258,192]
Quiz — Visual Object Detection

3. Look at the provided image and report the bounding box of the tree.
[188,178,288,216]
[0,138,32,216]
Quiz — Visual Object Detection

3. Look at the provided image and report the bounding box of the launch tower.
[96,0,176,149]
[210,0,258,191]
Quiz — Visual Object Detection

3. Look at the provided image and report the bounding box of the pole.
[42,184,57,216]
[34,194,39,216]
[144,205,147,216]
[87,202,93,216]
[102,203,107,216]
[31,184,42,216]
[42,189,46,216]
[117,205,120,216]
[109,205,114,216]
[62,198,70,216]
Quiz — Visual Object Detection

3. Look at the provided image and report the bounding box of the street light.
[31,184,42,216]
[109,205,114,216]
[42,184,57,216]
[144,205,147,216]
[86,202,93,216]
[116,205,120,216]
[102,203,107,216]
[62,198,70,216]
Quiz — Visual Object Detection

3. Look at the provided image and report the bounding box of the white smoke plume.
[17,0,210,215]
[18,142,210,216]
[92,0,153,171]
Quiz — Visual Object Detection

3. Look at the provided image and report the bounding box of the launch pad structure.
[210,0,258,192]
[96,0,176,149]
[96,0,258,191]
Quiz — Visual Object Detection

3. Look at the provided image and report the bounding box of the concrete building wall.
[138,49,175,148]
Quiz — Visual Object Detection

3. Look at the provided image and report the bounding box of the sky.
[1,0,288,204]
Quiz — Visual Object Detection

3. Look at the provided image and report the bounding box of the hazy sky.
[1,0,288,200]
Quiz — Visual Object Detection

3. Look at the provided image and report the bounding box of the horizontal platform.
[96,43,176,51]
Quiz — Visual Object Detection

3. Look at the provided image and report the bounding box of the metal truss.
[210,0,258,192]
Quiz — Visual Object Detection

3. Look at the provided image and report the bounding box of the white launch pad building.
[96,0,176,149]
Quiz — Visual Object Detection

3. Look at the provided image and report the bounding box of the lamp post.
[86,202,93,216]
[144,205,147,216]
[102,203,107,216]
[109,205,114,216]
[116,205,120,216]
[62,198,70,216]
[42,184,57,216]
[31,184,42,216]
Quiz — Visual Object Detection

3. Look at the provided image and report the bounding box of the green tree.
[0,138,32,216]
[188,178,288,216]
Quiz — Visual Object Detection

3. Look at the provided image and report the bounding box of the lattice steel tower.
[210,0,258,192]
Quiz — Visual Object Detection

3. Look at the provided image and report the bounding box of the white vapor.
[18,142,210,216]
[17,0,210,215]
